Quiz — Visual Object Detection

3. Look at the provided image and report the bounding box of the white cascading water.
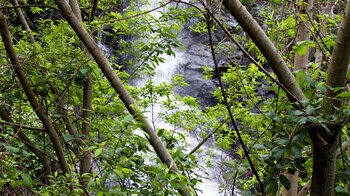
[135,53,227,196]
[135,2,235,195]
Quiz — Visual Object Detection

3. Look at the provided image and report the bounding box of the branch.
[0,12,70,174]
[0,4,59,11]
[53,0,192,195]
[0,120,44,131]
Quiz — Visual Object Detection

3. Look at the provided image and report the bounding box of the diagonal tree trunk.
[222,0,350,195]
[0,12,71,175]
[53,0,191,195]
[222,0,305,102]
[10,0,35,43]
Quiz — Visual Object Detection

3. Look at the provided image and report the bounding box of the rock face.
[174,18,242,106]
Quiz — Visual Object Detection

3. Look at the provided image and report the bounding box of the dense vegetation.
[0,0,349,195]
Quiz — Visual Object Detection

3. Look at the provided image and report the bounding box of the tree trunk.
[0,12,71,175]
[314,0,336,67]
[293,0,313,72]
[308,1,350,195]
[80,73,92,183]
[53,0,191,195]
[10,0,35,43]
[308,126,340,196]
[324,0,350,108]
[68,0,93,190]
[222,0,350,195]
[10,0,80,142]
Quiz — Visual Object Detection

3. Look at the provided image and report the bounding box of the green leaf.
[5,145,19,153]
[63,134,75,142]
[97,191,104,196]
[94,148,103,157]
[252,144,266,150]
[21,173,32,186]
[223,171,235,181]
[272,146,286,158]
[305,105,315,115]
[291,146,302,158]
[291,110,303,116]
[157,128,165,137]
[279,174,290,190]
[296,44,307,56]
[266,180,278,195]
[336,92,350,98]
[335,185,349,196]
[266,112,281,122]
[240,190,254,196]
[276,138,289,145]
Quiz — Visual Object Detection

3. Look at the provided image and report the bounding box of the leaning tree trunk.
[53,0,191,195]
[222,0,305,102]
[0,12,71,175]
[222,0,350,195]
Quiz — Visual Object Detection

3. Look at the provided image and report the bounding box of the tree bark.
[68,0,93,190]
[308,1,350,196]
[308,126,340,196]
[10,0,35,43]
[324,0,350,108]
[0,12,71,174]
[10,0,80,141]
[222,0,350,195]
[53,0,191,195]
[293,0,313,72]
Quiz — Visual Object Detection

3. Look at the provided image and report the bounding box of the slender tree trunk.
[308,1,350,196]
[10,0,80,141]
[293,0,313,72]
[54,0,191,195]
[10,0,35,43]
[0,12,71,174]
[324,1,350,108]
[80,73,92,184]
[68,0,93,189]
[315,0,336,67]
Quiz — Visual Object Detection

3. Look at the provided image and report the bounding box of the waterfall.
[132,1,235,195]
[95,0,241,195]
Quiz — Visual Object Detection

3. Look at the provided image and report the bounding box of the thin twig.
[204,3,265,194]
[0,120,44,131]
